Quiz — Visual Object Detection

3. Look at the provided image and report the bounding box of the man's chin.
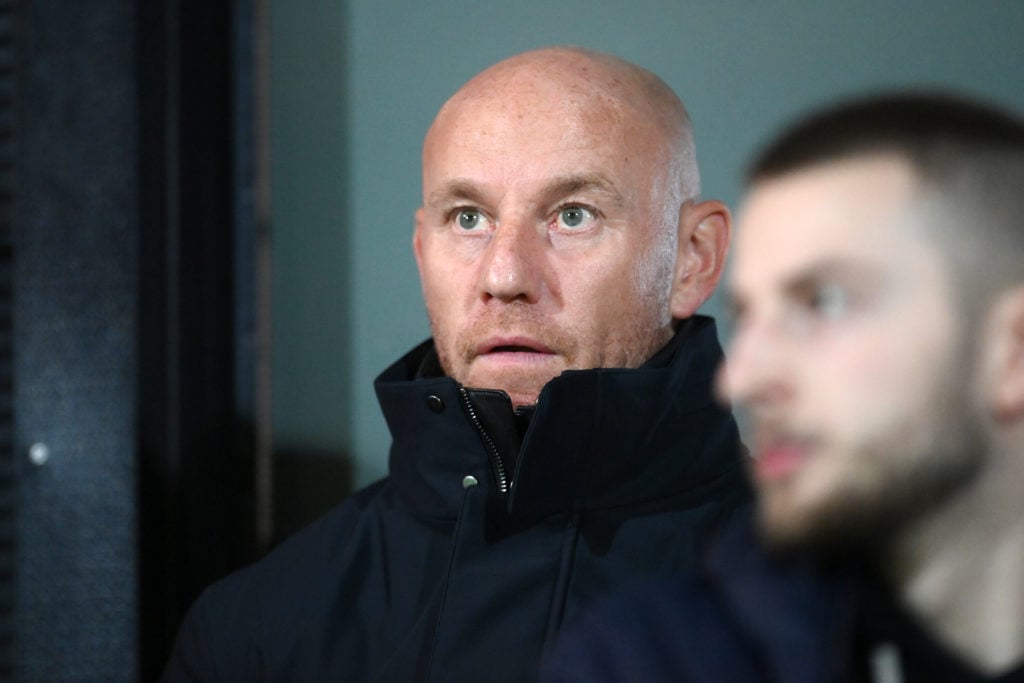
[755,495,885,563]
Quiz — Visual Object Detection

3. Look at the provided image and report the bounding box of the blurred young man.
[162,47,748,682]
[542,93,1024,682]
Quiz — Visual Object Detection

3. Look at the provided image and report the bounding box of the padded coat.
[162,316,750,683]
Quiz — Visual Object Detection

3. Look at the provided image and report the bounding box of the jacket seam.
[423,485,475,682]
[542,511,582,653]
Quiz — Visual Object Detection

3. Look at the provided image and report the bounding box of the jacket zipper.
[458,386,509,494]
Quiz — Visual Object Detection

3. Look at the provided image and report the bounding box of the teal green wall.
[271,1,1024,491]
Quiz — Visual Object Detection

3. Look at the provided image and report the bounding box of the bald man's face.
[413,69,680,407]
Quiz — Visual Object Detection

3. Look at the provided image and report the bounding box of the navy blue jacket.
[541,510,1024,682]
[162,316,749,682]
[541,509,859,683]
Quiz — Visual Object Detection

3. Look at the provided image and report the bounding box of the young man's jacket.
[161,315,750,683]
[541,509,1024,683]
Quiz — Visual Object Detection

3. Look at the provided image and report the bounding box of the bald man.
[162,46,748,683]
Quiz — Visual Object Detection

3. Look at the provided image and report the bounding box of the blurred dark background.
[6,0,279,679]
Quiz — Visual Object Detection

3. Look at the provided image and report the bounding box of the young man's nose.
[722,317,792,408]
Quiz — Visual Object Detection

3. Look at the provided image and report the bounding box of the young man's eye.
[810,284,849,319]
[555,206,595,230]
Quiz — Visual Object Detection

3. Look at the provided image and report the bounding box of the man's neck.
[880,446,1024,675]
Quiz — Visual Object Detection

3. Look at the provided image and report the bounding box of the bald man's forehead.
[426,90,636,171]
[429,62,661,162]
[423,82,657,185]
[423,47,699,201]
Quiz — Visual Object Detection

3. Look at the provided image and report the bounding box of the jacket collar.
[374,315,744,521]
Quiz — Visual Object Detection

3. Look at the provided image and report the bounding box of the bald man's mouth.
[477,336,555,358]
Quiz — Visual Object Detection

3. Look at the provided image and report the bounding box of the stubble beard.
[429,303,576,406]
[430,301,672,406]
[757,361,987,563]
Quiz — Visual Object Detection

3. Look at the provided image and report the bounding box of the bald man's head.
[412,47,730,406]
[427,46,701,206]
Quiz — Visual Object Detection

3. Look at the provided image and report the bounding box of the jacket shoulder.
[161,478,392,682]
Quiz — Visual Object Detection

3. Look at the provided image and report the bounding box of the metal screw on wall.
[28,442,50,466]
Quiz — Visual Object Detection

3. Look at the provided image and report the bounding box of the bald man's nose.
[479,220,544,303]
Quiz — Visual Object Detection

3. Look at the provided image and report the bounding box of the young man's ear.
[669,199,732,319]
[983,285,1024,423]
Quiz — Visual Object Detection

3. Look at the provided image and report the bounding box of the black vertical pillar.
[137,0,268,679]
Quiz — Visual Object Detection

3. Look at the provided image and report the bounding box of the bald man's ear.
[986,286,1024,423]
[413,207,426,273]
[669,199,731,319]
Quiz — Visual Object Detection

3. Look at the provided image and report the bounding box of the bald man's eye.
[456,209,485,231]
[554,205,596,231]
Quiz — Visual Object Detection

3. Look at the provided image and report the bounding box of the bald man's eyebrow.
[540,174,626,207]
[426,179,488,209]
[426,174,628,211]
